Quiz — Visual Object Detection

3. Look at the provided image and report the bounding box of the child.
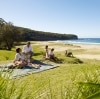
[49,48,62,63]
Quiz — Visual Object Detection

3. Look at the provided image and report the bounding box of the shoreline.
[34,41,100,60]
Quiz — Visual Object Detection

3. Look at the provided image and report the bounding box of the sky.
[0,0,100,38]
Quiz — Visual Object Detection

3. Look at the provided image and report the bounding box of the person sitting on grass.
[13,48,27,68]
[65,50,73,57]
[49,48,62,63]
[45,45,50,59]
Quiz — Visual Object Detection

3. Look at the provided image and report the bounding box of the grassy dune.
[0,41,100,99]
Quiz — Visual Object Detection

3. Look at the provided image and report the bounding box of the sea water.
[60,38,100,45]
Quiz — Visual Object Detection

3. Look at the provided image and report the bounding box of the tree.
[0,18,21,50]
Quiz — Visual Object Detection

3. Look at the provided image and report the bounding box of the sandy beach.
[34,41,100,60]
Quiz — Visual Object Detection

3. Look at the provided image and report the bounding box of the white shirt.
[14,53,22,61]
[49,51,54,56]
[22,45,33,53]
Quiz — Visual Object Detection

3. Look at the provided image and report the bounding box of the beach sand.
[34,41,100,60]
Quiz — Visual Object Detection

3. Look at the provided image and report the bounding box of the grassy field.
[0,42,100,99]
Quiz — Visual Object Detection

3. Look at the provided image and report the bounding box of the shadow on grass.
[33,59,51,65]
[65,56,83,64]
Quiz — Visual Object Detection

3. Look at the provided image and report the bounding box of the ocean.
[60,38,100,45]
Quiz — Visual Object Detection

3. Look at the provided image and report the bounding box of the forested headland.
[0,18,78,50]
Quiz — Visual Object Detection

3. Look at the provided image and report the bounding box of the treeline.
[0,18,78,50]
[16,27,78,41]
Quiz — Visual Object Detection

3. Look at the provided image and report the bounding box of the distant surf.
[59,38,100,45]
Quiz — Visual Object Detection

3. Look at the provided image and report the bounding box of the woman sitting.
[13,48,27,68]
[13,48,41,69]
[45,45,50,59]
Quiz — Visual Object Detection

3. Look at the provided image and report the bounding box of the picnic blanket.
[0,60,59,79]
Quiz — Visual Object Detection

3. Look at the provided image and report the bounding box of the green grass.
[0,42,100,99]
[0,62,100,99]
[0,49,16,61]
